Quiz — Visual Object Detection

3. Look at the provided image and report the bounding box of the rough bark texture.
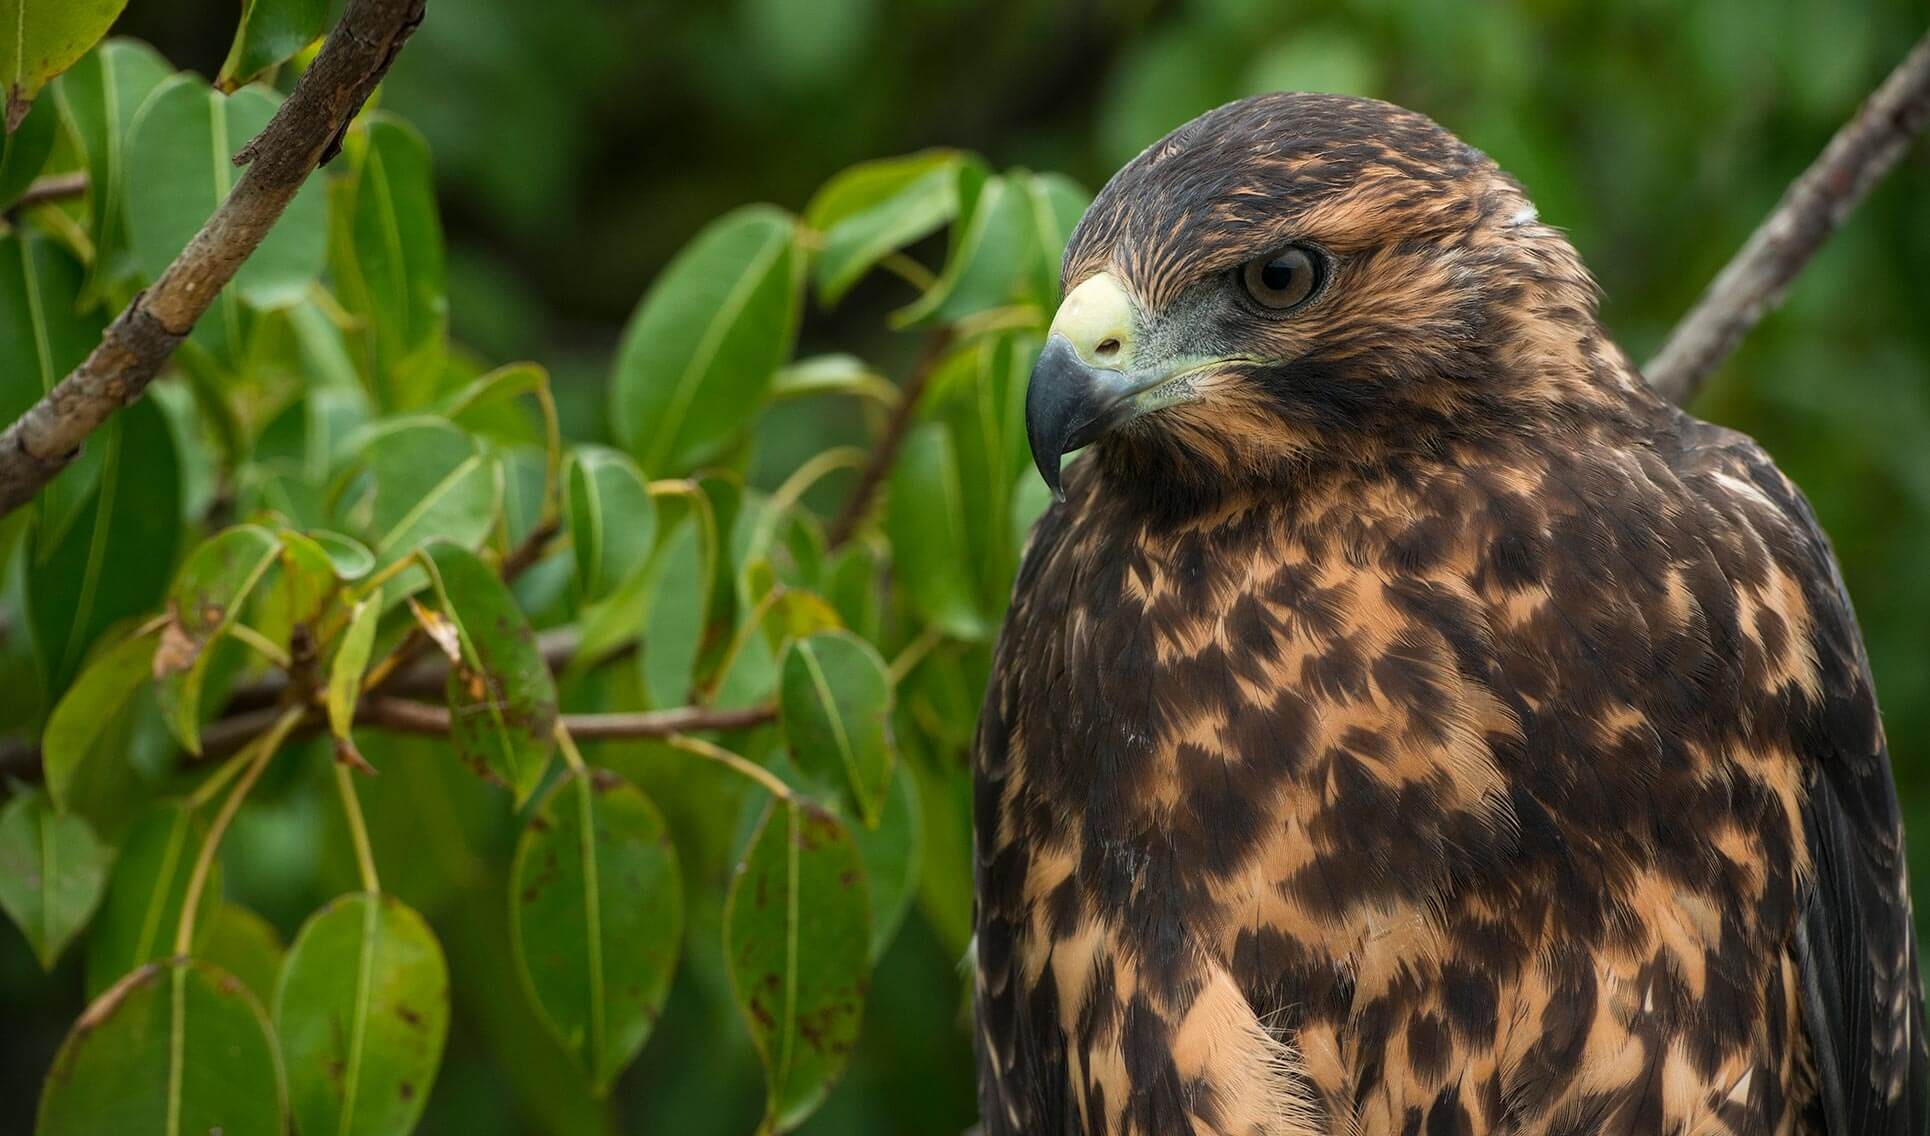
[1644,29,1930,403]
[0,0,428,518]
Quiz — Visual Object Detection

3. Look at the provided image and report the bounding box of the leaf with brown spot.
[510,766,682,1095]
[724,798,870,1132]
[152,524,283,754]
[38,959,285,1136]
[420,543,558,805]
[274,893,449,1136]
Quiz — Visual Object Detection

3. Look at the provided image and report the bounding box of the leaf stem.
[175,705,305,955]
[334,762,381,894]
[887,624,945,685]
[226,621,293,668]
[664,733,792,800]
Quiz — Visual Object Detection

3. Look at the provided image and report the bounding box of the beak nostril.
[1095,338,1122,359]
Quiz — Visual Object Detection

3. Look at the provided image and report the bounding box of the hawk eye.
[1238,246,1322,312]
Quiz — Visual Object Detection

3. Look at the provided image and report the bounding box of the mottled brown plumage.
[973,93,1926,1135]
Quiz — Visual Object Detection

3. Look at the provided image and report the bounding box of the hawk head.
[1027,92,1615,505]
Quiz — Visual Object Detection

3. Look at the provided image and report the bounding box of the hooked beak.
[1025,272,1192,499]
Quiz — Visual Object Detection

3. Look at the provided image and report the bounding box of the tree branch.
[5,172,88,216]
[0,0,429,519]
[1646,28,1930,404]
[357,695,776,740]
[825,328,953,550]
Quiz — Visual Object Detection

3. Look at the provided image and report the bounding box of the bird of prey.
[972,93,1927,1136]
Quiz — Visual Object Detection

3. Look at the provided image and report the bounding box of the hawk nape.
[973,92,1927,1136]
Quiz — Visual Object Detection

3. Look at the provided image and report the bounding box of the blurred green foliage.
[2,1,1928,1135]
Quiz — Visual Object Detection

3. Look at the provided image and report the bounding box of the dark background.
[5,1,1929,1132]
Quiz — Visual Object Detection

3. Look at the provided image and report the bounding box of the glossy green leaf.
[333,113,447,407]
[125,74,327,308]
[566,446,656,602]
[38,959,286,1136]
[311,528,376,580]
[153,524,282,754]
[355,417,502,567]
[0,793,111,969]
[780,631,894,827]
[198,902,283,1007]
[27,397,181,691]
[771,353,893,403]
[892,169,1035,327]
[638,514,713,708]
[849,760,921,963]
[275,892,450,1136]
[725,799,870,1132]
[930,332,1039,609]
[218,0,330,90]
[885,421,986,639]
[41,630,155,816]
[328,599,379,739]
[511,767,682,1095]
[50,38,172,290]
[0,229,104,436]
[808,150,963,305]
[0,0,130,130]
[611,204,803,475]
[1020,171,1089,304]
[84,803,221,999]
[422,542,558,804]
[0,94,56,205]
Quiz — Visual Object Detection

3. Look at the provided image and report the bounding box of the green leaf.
[0,93,56,205]
[849,761,921,963]
[38,959,286,1136]
[885,421,986,639]
[27,397,181,691]
[638,514,713,708]
[153,524,282,754]
[511,766,682,1095]
[310,528,376,580]
[0,0,130,130]
[1020,171,1089,304]
[0,793,111,969]
[83,803,221,999]
[0,229,104,436]
[928,332,1039,608]
[780,631,894,827]
[611,204,803,475]
[50,38,172,292]
[566,446,656,602]
[328,599,379,739]
[198,902,283,1006]
[807,150,964,305]
[771,353,892,403]
[725,799,870,1132]
[41,629,155,816]
[891,170,1036,327]
[275,892,450,1136]
[333,112,447,408]
[422,542,558,805]
[218,0,330,90]
[354,417,503,567]
[125,73,327,308]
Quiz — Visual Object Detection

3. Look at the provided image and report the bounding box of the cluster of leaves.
[0,6,1085,1133]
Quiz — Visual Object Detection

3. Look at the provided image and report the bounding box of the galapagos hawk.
[971,93,1927,1136]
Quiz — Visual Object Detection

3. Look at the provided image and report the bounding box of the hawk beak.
[1026,272,1151,500]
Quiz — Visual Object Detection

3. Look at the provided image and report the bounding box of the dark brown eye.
[1238,246,1322,311]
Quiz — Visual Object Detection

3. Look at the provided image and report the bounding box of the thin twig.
[825,328,954,549]
[1645,28,1930,403]
[0,0,429,519]
[356,695,776,740]
[5,172,88,216]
